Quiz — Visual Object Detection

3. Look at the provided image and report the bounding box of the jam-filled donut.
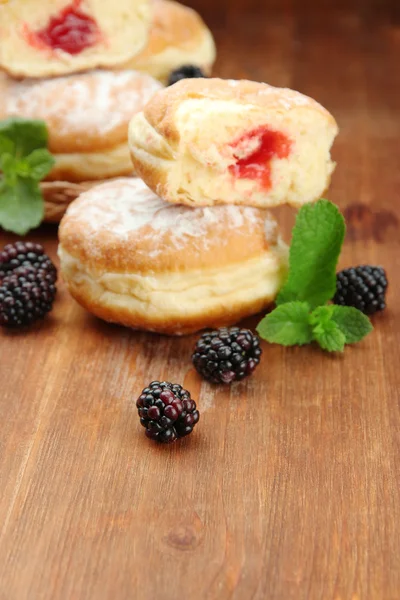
[129,78,338,208]
[58,178,288,335]
[0,69,162,219]
[115,0,216,84]
[0,0,151,78]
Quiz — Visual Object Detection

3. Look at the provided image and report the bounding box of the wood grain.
[1,1,399,598]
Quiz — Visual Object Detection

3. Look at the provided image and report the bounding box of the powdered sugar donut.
[0,70,162,183]
[58,178,288,335]
[129,78,338,209]
[0,0,151,78]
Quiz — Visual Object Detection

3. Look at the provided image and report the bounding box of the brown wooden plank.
[0,1,399,599]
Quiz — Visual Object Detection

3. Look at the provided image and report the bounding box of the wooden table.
[1,1,399,598]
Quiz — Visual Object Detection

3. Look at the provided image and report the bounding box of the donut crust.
[115,0,216,83]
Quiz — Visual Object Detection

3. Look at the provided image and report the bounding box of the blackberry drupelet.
[136,381,200,444]
[334,266,388,315]
[0,241,57,283]
[192,327,262,384]
[0,266,57,328]
[168,65,206,86]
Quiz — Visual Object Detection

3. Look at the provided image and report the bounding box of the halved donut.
[0,0,152,77]
[129,78,338,208]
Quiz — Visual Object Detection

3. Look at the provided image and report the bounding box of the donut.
[0,69,162,183]
[115,0,216,84]
[58,178,288,335]
[0,0,151,78]
[128,78,338,209]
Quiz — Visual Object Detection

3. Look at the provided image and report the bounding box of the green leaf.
[330,305,373,343]
[0,178,44,235]
[277,199,345,309]
[309,304,335,327]
[24,149,55,180]
[14,158,34,179]
[0,134,15,157]
[310,305,345,352]
[313,321,346,352]
[0,153,18,184]
[256,301,313,346]
[0,118,49,158]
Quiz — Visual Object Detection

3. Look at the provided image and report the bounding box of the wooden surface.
[1,1,400,598]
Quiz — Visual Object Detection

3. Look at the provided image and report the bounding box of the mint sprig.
[0,118,55,235]
[257,200,373,352]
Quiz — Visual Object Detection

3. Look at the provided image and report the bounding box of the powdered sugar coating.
[264,215,278,240]
[65,178,276,251]
[2,70,162,140]
[256,84,318,111]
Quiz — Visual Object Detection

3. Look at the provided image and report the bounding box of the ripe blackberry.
[0,266,57,328]
[0,241,57,283]
[168,65,206,86]
[334,265,388,315]
[192,327,262,384]
[136,381,200,444]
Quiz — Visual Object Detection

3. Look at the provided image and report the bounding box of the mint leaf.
[0,178,44,235]
[256,301,313,346]
[310,306,346,352]
[277,199,345,309]
[330,305,373,343]
[312,319,346,352]
[0,134,15,156]
[0,153,17,183]
[24,149,55,180]
[309,305,335,328]
[310,306,346,351]
[0,118,48,157]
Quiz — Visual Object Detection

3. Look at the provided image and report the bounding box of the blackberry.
[168,65,206,86]
[0,266,57,328]
[192,327,262,384]
[136,381,200,444]
[334,265,388,315]
[0,241,57,283]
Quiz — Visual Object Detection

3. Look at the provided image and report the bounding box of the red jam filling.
[229,126,292,190]
[28,0,100,55]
